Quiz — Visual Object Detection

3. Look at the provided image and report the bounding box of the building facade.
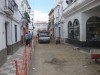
[48,9,54,40]
[20,0,31,45]
[62,0,100,47]
[28,11,34,35]
[0,0,30,67]
[54,0,64,43]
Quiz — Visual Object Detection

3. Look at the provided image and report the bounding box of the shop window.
[73,19,80,40]
[86,16,100,41]
[68,21,74,39]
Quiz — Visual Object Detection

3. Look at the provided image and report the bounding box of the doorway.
[59,27,61,42]
[5,22,8,55]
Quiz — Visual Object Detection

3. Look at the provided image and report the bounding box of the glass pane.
[73,19,80,40]
[39,32,49,37]
[68,21,74,39]
[87,17,100,41]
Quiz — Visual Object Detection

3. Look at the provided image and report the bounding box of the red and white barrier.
[14,40,33,75]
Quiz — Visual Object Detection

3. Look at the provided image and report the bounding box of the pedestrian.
[25,32,28,46]
[50,34,52,40]
[27,31,32,46]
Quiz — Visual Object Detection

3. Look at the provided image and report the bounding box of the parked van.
[38,31,50,43]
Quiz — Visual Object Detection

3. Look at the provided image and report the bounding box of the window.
[86,16,100,41]
[73,19,80,40]
[15,25,17,42]
[68,21,74,39]
[39,32,49,37]
[61,6,63,13]
[58,9,60,17]
[8,0,14,12]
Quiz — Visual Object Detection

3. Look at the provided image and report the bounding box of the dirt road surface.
[29,43,100,75]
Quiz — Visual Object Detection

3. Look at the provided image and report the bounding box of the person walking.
[27,31,32,46]
[25,32,28,45]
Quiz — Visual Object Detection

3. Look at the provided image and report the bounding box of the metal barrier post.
[24,46,28,75]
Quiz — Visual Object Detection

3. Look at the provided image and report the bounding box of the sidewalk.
[0,45,32,75]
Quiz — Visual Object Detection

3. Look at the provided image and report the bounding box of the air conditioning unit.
[4,0,14,15]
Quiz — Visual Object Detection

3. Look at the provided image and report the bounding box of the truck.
[38,31,50,43]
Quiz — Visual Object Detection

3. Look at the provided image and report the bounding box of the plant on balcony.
[23,12,30,22]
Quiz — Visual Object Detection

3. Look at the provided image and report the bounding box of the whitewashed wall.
[7,21,12,45]
[0,0,5,10]
[63,13,82,40]
[12,21,21,44]
[0,15,6,50]
[29,22,33,29]
[62,0,68,11]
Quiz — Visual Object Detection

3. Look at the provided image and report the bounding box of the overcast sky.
[31,9,49,23]
[28,0,54,23]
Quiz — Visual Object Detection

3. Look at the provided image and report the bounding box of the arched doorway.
[86,16,100,41]
[68,21,74,39]
[73,19,80,40]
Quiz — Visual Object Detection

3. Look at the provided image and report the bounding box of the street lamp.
[28,7,31,13]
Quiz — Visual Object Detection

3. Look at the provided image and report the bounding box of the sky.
[28,0,54,13]
[30,10,49,23]
[28,0,54,23]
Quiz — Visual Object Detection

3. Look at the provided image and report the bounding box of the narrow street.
[29,43,100,75]
[1,0,100,75]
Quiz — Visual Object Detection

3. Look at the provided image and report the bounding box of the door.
[59,27,61,41]
[5,22,8,54]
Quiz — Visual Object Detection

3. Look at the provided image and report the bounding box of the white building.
[54,0,64,43]
[28,22,34,35]
[29,10,49,36]
[20,0,31,44]
[28,11,34,35]
[0,0,30,67]
[62,0,100,47]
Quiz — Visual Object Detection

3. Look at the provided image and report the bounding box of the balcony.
[21,11,30,24]
[63,0,95,17]
[4,0,14,15]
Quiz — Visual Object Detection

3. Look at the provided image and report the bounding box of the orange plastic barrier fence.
[14,59,19,75]
[14,40,33,75]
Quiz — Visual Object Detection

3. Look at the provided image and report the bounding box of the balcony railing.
[8,0,14,12]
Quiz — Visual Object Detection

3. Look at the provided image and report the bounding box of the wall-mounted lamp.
[28,7,31,13]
